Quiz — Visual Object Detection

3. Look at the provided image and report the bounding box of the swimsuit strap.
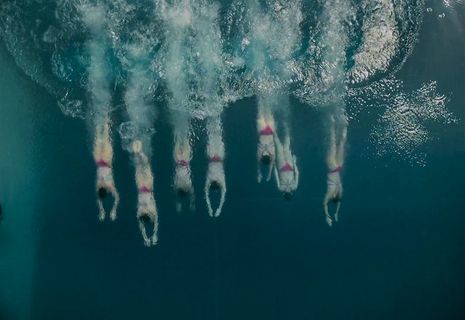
[96,159,111,168]
[329,166,342,174]
[259,125,274,136]
[280,162,293,172]
[176,159,190,167]
[209,155,223,163]
[139,186,152,193]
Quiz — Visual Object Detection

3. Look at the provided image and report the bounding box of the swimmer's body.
[132,140,159,247]
[93,120,119,221]
[205,117,226,218]
[274,131,299,200]
[257,104,276,183]
[323,113,348,226]
[173,126,195,212]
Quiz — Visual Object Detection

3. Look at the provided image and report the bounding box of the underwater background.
[1,0,465,319]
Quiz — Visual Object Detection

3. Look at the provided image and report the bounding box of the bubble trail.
[80,3,120,222]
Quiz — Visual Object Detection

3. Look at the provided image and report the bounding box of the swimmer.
[93,120,119,221]
[173,125,195,212]
[0,203,3,221]
[257,104,276,183]
[205,117,226,218]
[274,129,299,200]
[132,140,159,247]
[323,113,348,226]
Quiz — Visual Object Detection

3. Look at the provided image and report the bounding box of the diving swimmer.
[132,140,159,246]
[274,130,299,200]
[93,120,119,221]
[257,104,276,183]
[173,124,195,212]
[205,117,226,218]
[323,113,348,226]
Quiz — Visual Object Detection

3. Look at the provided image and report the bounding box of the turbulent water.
[0,0,455,159]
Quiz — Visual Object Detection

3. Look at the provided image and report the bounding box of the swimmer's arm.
[293,156,299,189]
[216,182,227,217]
[274,166,281,190]
[205,179,214,217]
[138,217,152,247]
[110,188,119,221]
[97,199,105,221]
[189,190,196,211]
[266,158,274,182]
[323,193,333,227]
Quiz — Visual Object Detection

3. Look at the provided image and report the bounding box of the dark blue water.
[1,2,465,320]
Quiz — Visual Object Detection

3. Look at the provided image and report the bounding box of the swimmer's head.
[283,191,293,201]
[260,154,271,165]
[98,187,108,199]
[210,180,221,190]
[176,188,189,197]
[140,214,152,224]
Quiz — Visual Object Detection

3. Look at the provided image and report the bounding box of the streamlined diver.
[274,131,299,200]
[132,140,159,247]
[257,105,276,183]
[173,132,195,212]
[93,121,119,221]
[0,203,3,221]
[323,113,348,226]
[205,118,226,218]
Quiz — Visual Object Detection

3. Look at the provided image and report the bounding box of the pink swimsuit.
[96,159,110,168]
[176,160,190,167]
[280,162,293,173]
[139,186,152,193]
[329,166,342,174]
[209,155,223,163]
[259,125,274,136]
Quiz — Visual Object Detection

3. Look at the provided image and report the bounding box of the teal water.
[1,1,465,320]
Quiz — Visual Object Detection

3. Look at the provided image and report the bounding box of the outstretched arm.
[293,156,299,190]
[109,188,119,221]
[323,194,333,227]
[97,199,106,221]
[205,179,214,217]
[274,165,281,190]
[138,218,152,247]
[215,182,227,218]
[189,190,196,211]
[266,156,275,182]
[257,158,263,183]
